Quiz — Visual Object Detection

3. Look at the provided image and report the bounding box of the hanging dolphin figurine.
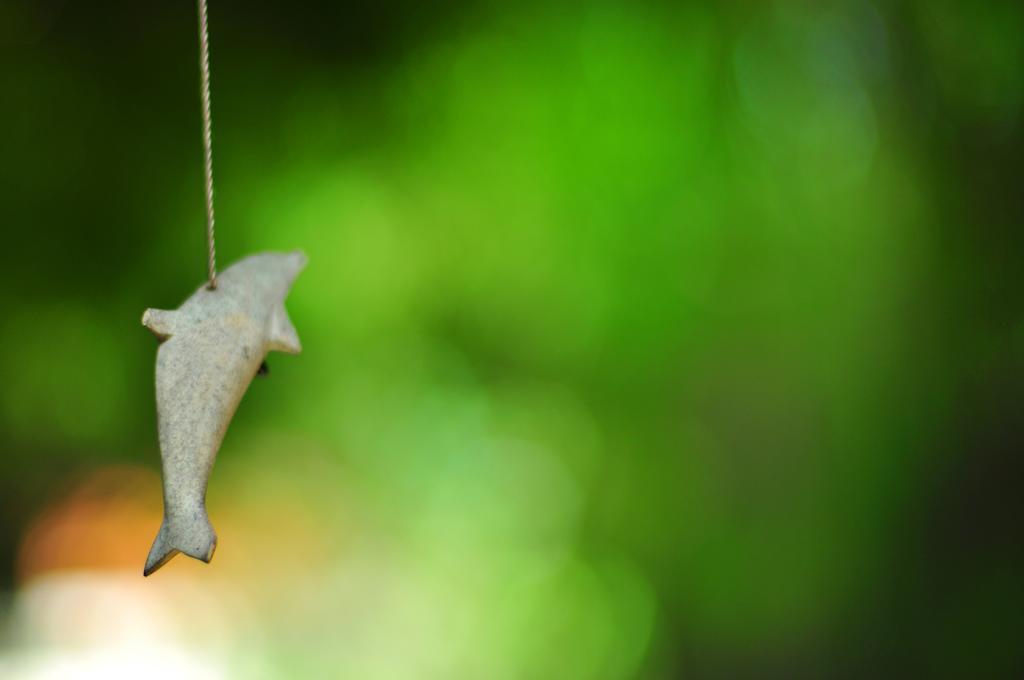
[141,250,306,576]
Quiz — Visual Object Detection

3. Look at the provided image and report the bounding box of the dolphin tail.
[143,512,217,576]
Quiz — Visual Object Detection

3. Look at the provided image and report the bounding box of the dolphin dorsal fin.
[268,304,302,354]
[142,308,177,342]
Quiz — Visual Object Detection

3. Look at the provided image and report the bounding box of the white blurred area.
[0,572,228,680]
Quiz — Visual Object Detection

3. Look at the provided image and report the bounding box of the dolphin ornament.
[141,250,306,576]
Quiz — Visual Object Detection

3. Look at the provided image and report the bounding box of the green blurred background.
[1,0,1023,677]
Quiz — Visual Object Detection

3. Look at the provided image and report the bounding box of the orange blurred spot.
[17,465,164,583]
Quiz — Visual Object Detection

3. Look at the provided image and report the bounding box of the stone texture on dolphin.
[141,251,306,576]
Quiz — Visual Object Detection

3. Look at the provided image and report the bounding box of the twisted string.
[197,0,217,289]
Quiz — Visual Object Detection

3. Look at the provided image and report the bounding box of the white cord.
[197,0,217,289]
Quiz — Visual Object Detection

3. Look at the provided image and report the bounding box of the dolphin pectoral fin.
[143,515,218,576]
[142,308,178,342]
[268,304,301,354]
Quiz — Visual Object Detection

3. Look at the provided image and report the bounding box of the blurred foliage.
[1,0,1023,677]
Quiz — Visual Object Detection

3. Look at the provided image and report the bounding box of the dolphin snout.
[289,249,308,273]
